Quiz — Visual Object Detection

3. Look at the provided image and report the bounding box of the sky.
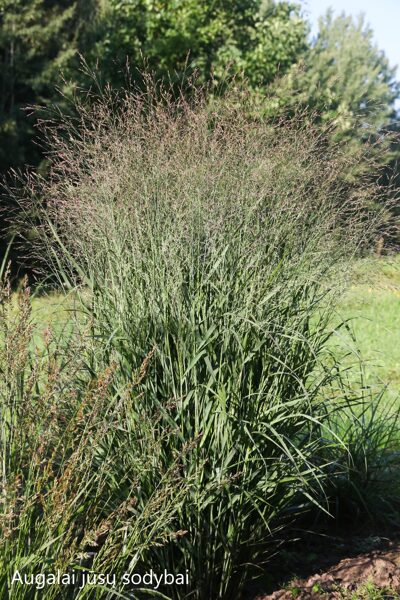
[302,0,400,78]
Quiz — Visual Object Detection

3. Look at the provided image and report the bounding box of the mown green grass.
[18,289,76,346]
[30,293,72,329]
[331,256,400,401]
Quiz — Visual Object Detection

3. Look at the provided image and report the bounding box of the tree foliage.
[0,0,86,172]
[277,11,399,147]
[0,0,309,175]
[92,0,307,88]
[0,0,100,270]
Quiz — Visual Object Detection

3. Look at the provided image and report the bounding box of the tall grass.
[324,385,400,527]
[0,274,191,600]
[5,79,393,598]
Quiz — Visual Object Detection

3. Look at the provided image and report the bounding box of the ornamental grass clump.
[9,79,386,599]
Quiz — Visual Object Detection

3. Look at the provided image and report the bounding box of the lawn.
[14,288,78,347]
[332,256,400,401]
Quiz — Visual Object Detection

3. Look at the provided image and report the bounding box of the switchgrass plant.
[7,78,395,598]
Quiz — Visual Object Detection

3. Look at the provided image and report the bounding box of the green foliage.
[322,388,400,527]
[346,582,400,599]
[9,79,393,598]
[0,275,190,600]
[277,11,399,150]
[0,0,100,270]
[92,0,307,88]
[0,0,80,171]
[267,10,400,245]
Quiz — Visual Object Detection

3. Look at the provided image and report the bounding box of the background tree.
[270,10,400,247]
[91,0,308,89]
[0,0,98,270]
[0,0,84,172]
[277,11,399,151]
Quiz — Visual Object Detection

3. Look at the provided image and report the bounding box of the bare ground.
[250,534,400,599]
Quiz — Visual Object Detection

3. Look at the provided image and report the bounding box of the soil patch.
[249,535,400,599]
